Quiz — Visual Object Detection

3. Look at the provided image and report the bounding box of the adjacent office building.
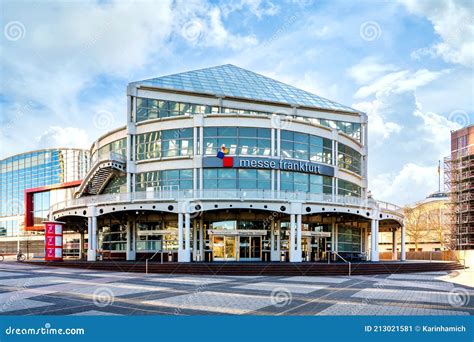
[48,65,404,263]
[0,149,89,256]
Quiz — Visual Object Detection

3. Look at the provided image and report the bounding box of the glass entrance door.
[212,236,236,261]
[239,236,262,261]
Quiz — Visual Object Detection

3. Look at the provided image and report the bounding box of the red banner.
[44,221,63,261]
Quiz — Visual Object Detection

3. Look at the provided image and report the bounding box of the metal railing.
[145,250,161,275]
[375,200,402,212]
[90,151,126,166]
[50,189,385,213]
[328,251,351,276]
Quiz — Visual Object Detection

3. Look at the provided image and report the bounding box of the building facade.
[50,65,404,263]
[379,191,450,254]
[0,148,89,256]
[444,125,474,250]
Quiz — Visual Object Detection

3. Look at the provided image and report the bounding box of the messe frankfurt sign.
[203,156,334,177]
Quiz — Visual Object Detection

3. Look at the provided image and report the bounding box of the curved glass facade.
[281,130,332,164]
[203,168,271,189]
[91,138,126,163]
[281,172,332,194]
[136,98,219,122]
[338,143,362,175]
[136,96,362,141]
[135,169,193,191]
[204,127,271,156]
[136,129,193,160]
[338,179,362,197]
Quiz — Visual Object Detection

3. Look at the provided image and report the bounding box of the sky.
[0,0,473,206]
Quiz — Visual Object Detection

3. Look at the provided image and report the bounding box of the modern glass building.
[49,65,405,262]
[0,149,89,256]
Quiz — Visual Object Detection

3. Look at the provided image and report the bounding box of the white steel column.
[126,219,136,261]
[296,214,302,262]
[199,217,204,261]
[270,219,279,261]
[289,214,296,262]
[177,213,184,261]
[193,219,198,261]
[400,223,406,261]
[276,220,281,261]
[370,219,379,262]
[87,206,97,261]
[184,213,191,262]
[392,230,397,260]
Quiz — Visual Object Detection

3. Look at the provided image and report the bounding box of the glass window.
[203,127,271,156]
[135,97,218,122]
[136,129,193,160]
[338,179,361,197]
[338,143,362,175]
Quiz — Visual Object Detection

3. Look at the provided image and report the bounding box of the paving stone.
[0,298,53,313]
[234,281,327,294]
[280,276,350,284]
[317,302,469,316]
[144,291,273,314]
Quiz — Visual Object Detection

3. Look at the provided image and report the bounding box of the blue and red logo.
[216,145,233,167]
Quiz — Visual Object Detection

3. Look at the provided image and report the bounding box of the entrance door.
[212,236,236,261]
[239,236,262,261]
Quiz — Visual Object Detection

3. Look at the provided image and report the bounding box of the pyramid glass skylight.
[132,64,358,113]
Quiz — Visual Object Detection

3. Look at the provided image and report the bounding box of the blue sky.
[1,0,473,205]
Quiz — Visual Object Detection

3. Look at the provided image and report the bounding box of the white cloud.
[347,57,398,84]
[36,126,90,150]
[354,69,447,99]
[352,66,460,204]
[220,0,280,19]
[371,163,440,205]
[400,0,474,67]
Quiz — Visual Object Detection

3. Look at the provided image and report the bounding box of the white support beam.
[370,219,379,262]
[400,224,406,261]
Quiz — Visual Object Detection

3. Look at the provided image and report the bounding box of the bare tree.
[426,206,451,250]
[403,206,431,251]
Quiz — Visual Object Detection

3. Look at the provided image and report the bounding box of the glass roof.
[131,64,358,113]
